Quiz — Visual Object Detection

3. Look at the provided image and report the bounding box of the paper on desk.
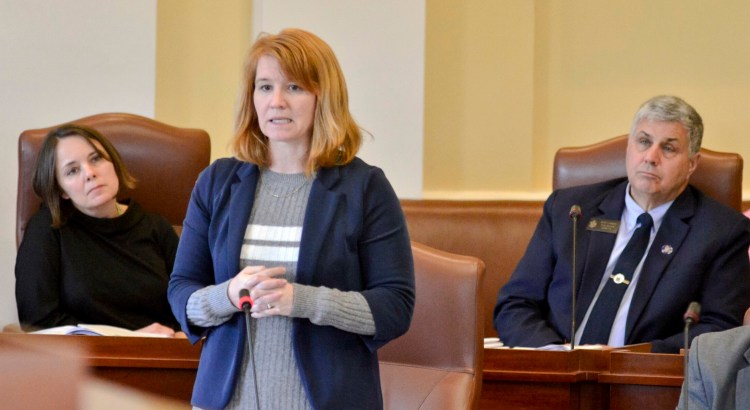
[31,324,168,337]
[537,343,571,351]
[483,340,606,351]
[537,344,605,351]
[483,337,504,349]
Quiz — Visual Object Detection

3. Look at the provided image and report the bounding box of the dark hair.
[33,124,136,227]
[232,28,362,176]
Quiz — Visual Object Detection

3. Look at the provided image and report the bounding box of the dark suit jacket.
[679,326,750,410]
[168,157,415,410]
[494,178,750,353]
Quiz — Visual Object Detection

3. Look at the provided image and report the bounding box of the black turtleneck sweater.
[15,200,180,331]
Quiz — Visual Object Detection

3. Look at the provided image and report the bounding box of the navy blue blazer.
[168,157,415,410]
[494,178,750,353]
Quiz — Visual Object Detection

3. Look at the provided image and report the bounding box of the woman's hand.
[136,322,179,337]
[228,265,287,310]
[251,280,294,318]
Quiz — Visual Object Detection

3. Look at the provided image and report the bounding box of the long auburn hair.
[231,28,362,176]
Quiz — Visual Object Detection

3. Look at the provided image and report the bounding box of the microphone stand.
[240,289,261,410]
[569,205,582,350]
[682,320,692,410]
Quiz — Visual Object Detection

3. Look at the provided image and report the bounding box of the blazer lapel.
[296,166,343,285]
[224,164,259,280]
[575,183,627,326]
[625,188,695,340]
[736,346,750,410]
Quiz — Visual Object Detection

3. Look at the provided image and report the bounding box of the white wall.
[252,0,425,199]
[0,0,156,326]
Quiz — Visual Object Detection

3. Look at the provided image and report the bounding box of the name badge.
[586,218,620,234]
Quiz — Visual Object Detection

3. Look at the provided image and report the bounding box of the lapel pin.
[661,245,673,255]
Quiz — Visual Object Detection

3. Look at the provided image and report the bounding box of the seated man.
[494,95,750,353]
[678,325,750,409]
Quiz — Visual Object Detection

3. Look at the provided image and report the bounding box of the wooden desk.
[0,333,685,409]
[0,333,84,408]
[481,348,610,409]
[599,350,683,409]
[481,347,683,409]
[0,333,201,403]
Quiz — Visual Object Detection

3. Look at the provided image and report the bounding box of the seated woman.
[15,124,181,336]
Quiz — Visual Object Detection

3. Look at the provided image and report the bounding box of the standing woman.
[15,124,181,336]
[168,28,415,410]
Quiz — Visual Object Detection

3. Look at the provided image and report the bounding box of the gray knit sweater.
[186,169,376,410]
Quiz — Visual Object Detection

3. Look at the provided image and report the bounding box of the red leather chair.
[16,113,211,246]
[400,200,541,340]
[553,134,743,211]
[379,242,485,409]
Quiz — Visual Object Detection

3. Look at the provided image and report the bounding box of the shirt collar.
[623,183,672,233]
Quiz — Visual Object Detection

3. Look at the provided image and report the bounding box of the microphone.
[568,205,582,350]
[683,301,701,325]
[682,301,701,410]
[240,288,254,311]
[568,205,582,220]
[239,289,261,410]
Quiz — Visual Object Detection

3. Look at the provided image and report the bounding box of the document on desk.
[31,324,168,337]
[536,344,571,351]
[484,337,505,349]
[537,344,606,351]
[484,338,606,351]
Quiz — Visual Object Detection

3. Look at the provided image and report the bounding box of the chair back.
[17,113,210,246]
[400,199,541,340]
[379,242,485,410]
[553,135,743,211]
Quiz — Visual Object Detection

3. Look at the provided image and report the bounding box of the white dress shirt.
[574,184,672,347]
